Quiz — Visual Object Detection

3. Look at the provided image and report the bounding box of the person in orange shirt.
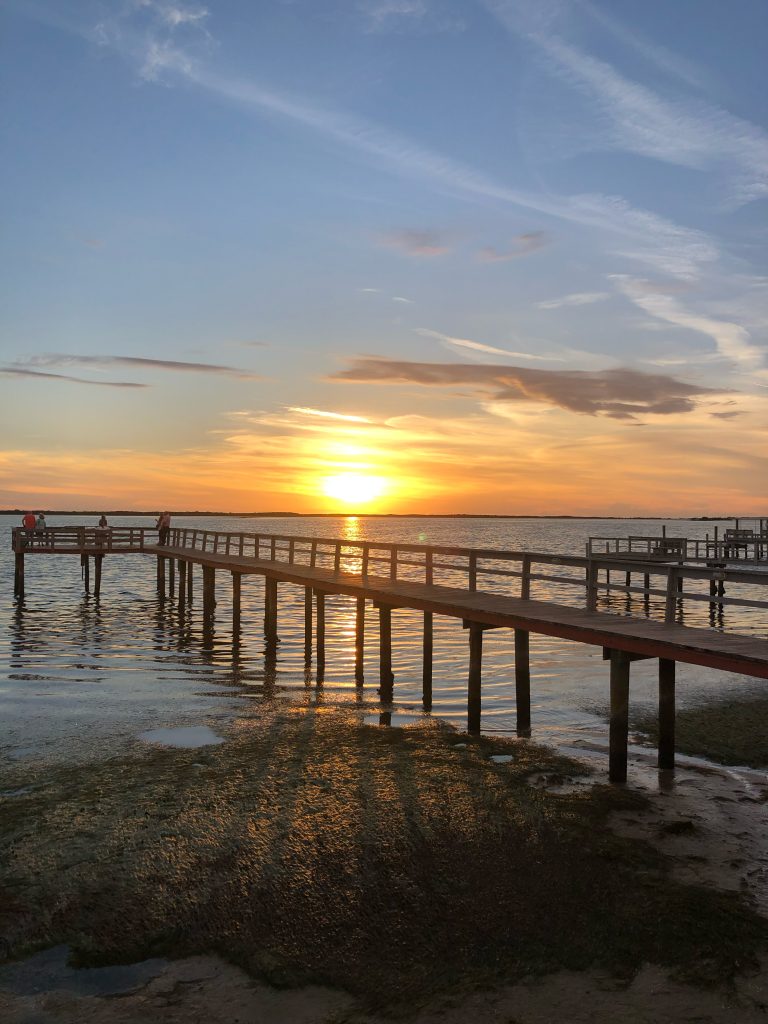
[21,511,36,548]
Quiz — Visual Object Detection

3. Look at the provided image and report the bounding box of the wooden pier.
[11,525,768,783]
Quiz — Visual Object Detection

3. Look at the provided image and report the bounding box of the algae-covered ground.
[634,694,768,769]
[1,703,767,1015]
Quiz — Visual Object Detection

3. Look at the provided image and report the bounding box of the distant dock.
[11,525,768,783]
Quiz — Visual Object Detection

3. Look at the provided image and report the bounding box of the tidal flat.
[1,702,767,1022]
[635,694,768,769]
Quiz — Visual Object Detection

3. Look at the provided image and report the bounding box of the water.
[1,514,765,766]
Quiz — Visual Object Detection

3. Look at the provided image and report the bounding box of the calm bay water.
[1,514,765,766]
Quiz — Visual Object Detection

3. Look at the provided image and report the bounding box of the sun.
[322,473,388,506]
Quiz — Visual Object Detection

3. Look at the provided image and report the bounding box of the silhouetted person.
[156,511,171,546]
[98,514,108,528]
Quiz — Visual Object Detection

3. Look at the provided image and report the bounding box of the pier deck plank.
[148,545,768,680]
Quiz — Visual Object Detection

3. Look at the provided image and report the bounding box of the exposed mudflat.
[2,702,768,1022]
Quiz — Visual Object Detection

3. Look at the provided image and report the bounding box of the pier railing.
[167,527,768,628]
[12,526,150,553]
[588,532,768,562]
[11,526,768,629]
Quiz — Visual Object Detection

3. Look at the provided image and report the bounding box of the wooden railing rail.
[162,527,768,627]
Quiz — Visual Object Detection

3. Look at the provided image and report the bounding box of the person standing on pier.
[21,511,36,547]
[156,511,171,546]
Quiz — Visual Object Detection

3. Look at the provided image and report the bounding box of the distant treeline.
[0,510,740,520]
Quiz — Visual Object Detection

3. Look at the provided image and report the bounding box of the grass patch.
[634,695,768,769]
[1,705,767,1013]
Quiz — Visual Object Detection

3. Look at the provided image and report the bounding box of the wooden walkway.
[11,526,768,783]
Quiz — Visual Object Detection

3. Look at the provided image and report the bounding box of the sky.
[1,0,766,514]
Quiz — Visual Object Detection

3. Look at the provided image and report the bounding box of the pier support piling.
[264,577,278,642]
[187,561,193,604]
[304,587,313,658]
[81,553,90,594]
[467,622,483,734]
[514,628,531,734]
[169,558,175,599]
[609,650,631,784]
[94,554,103,599]
[232,572,241,635]
[14,553,24,598]
[378,605,393,702]
[422,611,433,710]
[658,658,676,770]
[157,556,166,599]
[316,591,326,667]
[354,597,365,683]
[202,566,216,621]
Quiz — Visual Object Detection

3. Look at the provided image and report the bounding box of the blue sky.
[1,0,766,512]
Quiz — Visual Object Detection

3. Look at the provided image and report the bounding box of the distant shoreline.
[0,509,740,521]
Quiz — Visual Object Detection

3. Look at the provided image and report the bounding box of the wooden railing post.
[390,547,397,581]
[468,552,477,592]
[361,544,369,578]
[310,540,317,568]
[334,543,341,573]
[521,555,531,600]
[425,549,433,586]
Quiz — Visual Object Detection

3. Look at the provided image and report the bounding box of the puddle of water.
[137,726,225,749]
[362,713,425,729]
[490,754,515,764]
[0,945,167,997]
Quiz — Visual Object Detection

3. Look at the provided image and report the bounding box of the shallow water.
[1,513,765,766]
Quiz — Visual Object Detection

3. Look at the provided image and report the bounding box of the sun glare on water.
[322,473,388,507]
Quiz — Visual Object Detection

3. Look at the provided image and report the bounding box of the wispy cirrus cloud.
[22,0,721,280]
[357,0,465,35]
[537,291,609,310]
[415,328,562,362]
[19,354,262,379]
[1,366,146,388]
[79,6,720,280]
[330,357,722,420]
[611,276,765,370]
[483,0,768,206]
[577,0,706,90]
